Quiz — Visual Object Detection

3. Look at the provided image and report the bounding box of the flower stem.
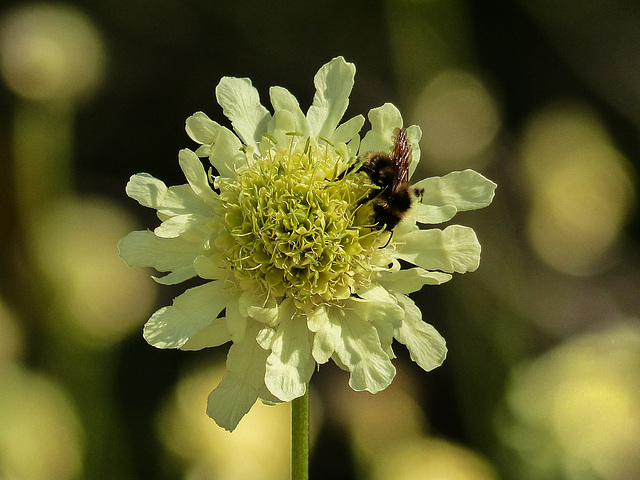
[291,390,309,480]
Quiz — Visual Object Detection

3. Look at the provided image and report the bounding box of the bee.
[358,127,424,231]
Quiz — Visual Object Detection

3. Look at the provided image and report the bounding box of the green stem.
[291,390,309,480]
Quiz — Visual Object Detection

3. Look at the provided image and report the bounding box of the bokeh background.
[1,1,639,479]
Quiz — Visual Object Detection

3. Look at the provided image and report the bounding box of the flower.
[118,57,496,431]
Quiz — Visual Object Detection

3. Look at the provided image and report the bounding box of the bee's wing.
[390,127,412,194]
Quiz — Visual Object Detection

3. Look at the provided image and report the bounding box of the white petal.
[225,298,248,342]
[351,284,404,324]
[143,280,232,349]
[269,85,308,135]
[306,305,329,332]
[239,285,279,325]
[413,203,458,224]
[306,56,356,138]
[370,316,396,360]
[396,225,481,273]
[413,169,497,212]
[186,112,245,178]
[208,125,245,178]
[263,109,297,147]
[308,306,341,364]
[126,174,209,217]
[178,149,218,204]
[265,304,314,401]
[153,213,208,238]
[256,326,275,350]
[359,103,403,153]
[394,294,447,371]
[207,372,256,432]
[118,230,199,283]
[125,173,168,208]
[378,267,452,294]
[185,111,219,145]
[331,114,365,144]
[215,76,271,147]
[333,314,396,393]
[193,255,228,280]
[180,317,231,351]
[206,324,270,431]
[151,269,197,286]
[195,144,211,157]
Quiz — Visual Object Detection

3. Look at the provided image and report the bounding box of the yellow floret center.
[215,136,379,306]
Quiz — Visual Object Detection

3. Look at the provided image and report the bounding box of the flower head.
[118,57,496,431]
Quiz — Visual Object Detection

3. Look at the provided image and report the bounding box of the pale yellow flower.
[119,57,496,431]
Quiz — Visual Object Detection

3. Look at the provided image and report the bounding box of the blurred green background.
[1,1,639,479]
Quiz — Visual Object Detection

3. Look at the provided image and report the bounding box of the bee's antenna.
[379,230,393,248]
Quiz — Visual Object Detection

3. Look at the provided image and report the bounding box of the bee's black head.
[361,153,395,188]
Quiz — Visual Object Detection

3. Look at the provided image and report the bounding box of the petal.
[351,284,404,324]
[333,314,396,393]
[263,109,297,147]
[396,225,481,273]
[153,213,208,239]
[265,301,314,401]
[378,267,453,294]
[126,174,209,217]
[118,230,199,284]
[308,306,341,364]
[332,114,365,143]
[125,173,168,208]
[208,125,245,178]
[143,280,232,349]
[239,285,279,325]
[413,169,497,212]
[393,294,447,371]
[359,103,403,153]
[195,144,211,157]
[180,317,231,351]
[215,76,271,147]
[186,112,245,178]
[370,316,396,360]
[413,203,458,224]
[193,255,228,280]
[332,114,365,157]
[269,85,309,135]
[306,56,356,138]
[178,149,218,205]
[185,111,218,145]
[225,298,248,342]
[206,323,270,431]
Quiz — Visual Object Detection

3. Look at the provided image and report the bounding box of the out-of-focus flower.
[119,57,496,431]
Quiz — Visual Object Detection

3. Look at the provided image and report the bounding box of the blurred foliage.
[0,1,639,479]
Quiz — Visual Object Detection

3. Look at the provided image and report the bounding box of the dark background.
[1,1,639,479]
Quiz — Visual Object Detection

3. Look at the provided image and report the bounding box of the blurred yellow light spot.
[0,366,83,480]
[500,324,640,479]
[157,363,290,480]
[521,102,635,275]
[0,3,106,101]
[372,438,498,480]
[328,367,494,478]
[30,196,157,346]
[413,70,501,173]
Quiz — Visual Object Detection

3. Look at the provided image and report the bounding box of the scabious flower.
[118,57,496,431]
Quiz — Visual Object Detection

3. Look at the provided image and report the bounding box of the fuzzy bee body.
[358,127,423,231]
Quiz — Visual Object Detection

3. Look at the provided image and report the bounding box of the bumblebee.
[358,127,424,231]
